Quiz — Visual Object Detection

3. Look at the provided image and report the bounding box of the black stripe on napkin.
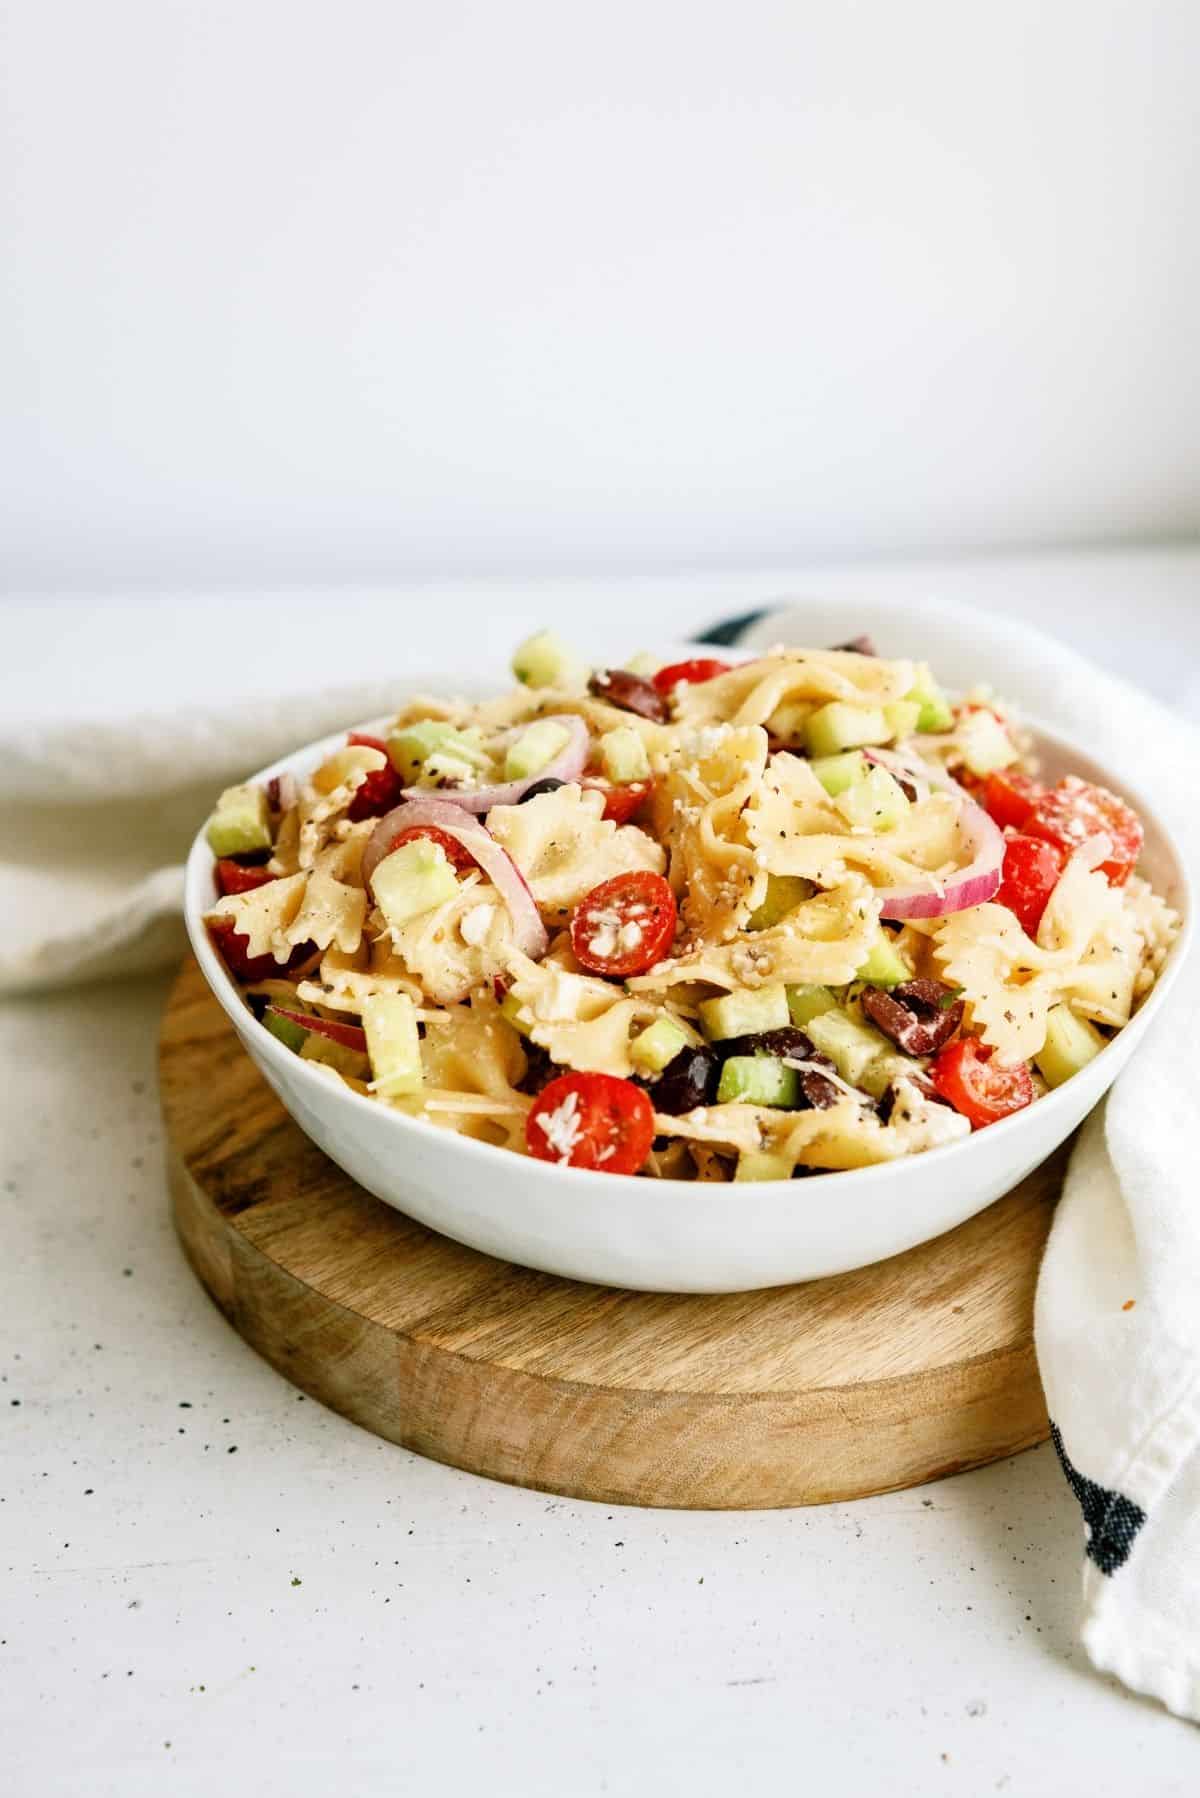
[1050,1421,1147,1576]
[696,610,768,648]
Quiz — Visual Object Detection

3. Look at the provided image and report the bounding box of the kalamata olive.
[860,979,964,1057]
[829,634,878,656]
[519,777,566,803]
[652,1045,722,1114]
[589,668,669,724]
[794,1068,841,1110]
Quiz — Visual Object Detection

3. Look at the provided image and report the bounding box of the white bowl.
[184,708,1192,1293]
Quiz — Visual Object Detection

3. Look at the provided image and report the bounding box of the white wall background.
[2,0,1198,592]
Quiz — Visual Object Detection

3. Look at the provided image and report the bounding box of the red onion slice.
[362,796,548,959]
[400,713,590,815]
[857,745,1006,921]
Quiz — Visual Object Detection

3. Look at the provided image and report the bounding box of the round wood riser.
[161,958,1062,1509]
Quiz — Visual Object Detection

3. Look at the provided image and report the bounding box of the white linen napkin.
[725,599,1199,1723]
[2,597,1196,1719]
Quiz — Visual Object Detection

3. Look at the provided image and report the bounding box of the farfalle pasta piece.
[282,837,372,956]
[285,866,367,956]
[931,845,1144,1061]
[651,1097,891,1171]
[670,649,916,730]
[488,785,664,923]
[419,1001,528,1092]
[504,951,695,1079]
[385,873,519,1004]
[296,942,423,1015]
[654,1080,967,1174]
[279,750,387,872]
[630,877,881,996]
[932,906,1060,1065]
[744,752,965,896]
[400,997,532,1151]
[210,872,306,962]
[652,725,769,943]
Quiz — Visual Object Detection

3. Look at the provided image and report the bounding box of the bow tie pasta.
[202,634,1180,1180]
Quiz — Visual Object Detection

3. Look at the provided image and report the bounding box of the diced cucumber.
[698,984,790,1041]
[504,720,572,782]
[806,1008,896,1089]
[500,990,534,1035]
[299,1034,370,1079]
[629,1015,691,1074]
[1035,1005,1106,1089]
[598,725,651,785]
[511,629,588,692]
[904,665,954,734]
[805,703,890,758]
[716,1055,800,1109]
[855,929,912,988]
[748,874,814,931]
[205,784,272,859]
[786,984,839,1027]
[958,710,1018,777]
[883,699,922,740]
[811,750,869,798]
[371,838,460,929]
[387,720,491,784]
[362,992,423,1098]
[734,1148,795,1182]
[834,766,911,832]
[264,1007,309,1053]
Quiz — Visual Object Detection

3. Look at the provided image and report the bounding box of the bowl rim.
[184,692,1194,1201]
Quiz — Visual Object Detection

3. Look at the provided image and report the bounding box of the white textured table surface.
[3,550,1199,1796]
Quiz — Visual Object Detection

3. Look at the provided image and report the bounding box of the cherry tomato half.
[930,1037,1034,1130]
[571,870,677,977]
[583,778,656,825]
[1024,777,1143,887]
[346,732,405,822]
[386,824,478,873]
[526,1070,655,1173]
[215,859,278,897]
[995,833,1066,937]
[207,915,280,982]
[980,769,1043,832]
[209,917,316,982]
[652,658,732,698]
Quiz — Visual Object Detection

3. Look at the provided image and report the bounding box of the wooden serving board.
[160,957,1064,1509]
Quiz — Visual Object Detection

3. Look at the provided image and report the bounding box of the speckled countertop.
[4,554,1199,1796]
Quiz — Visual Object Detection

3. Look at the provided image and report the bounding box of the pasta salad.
[202,634,1180,1181]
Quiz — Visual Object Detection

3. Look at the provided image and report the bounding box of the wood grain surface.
[159,957,1065,1508]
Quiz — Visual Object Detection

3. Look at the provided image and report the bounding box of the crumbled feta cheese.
[535,1089,583,1162]
[459,902,496,947]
